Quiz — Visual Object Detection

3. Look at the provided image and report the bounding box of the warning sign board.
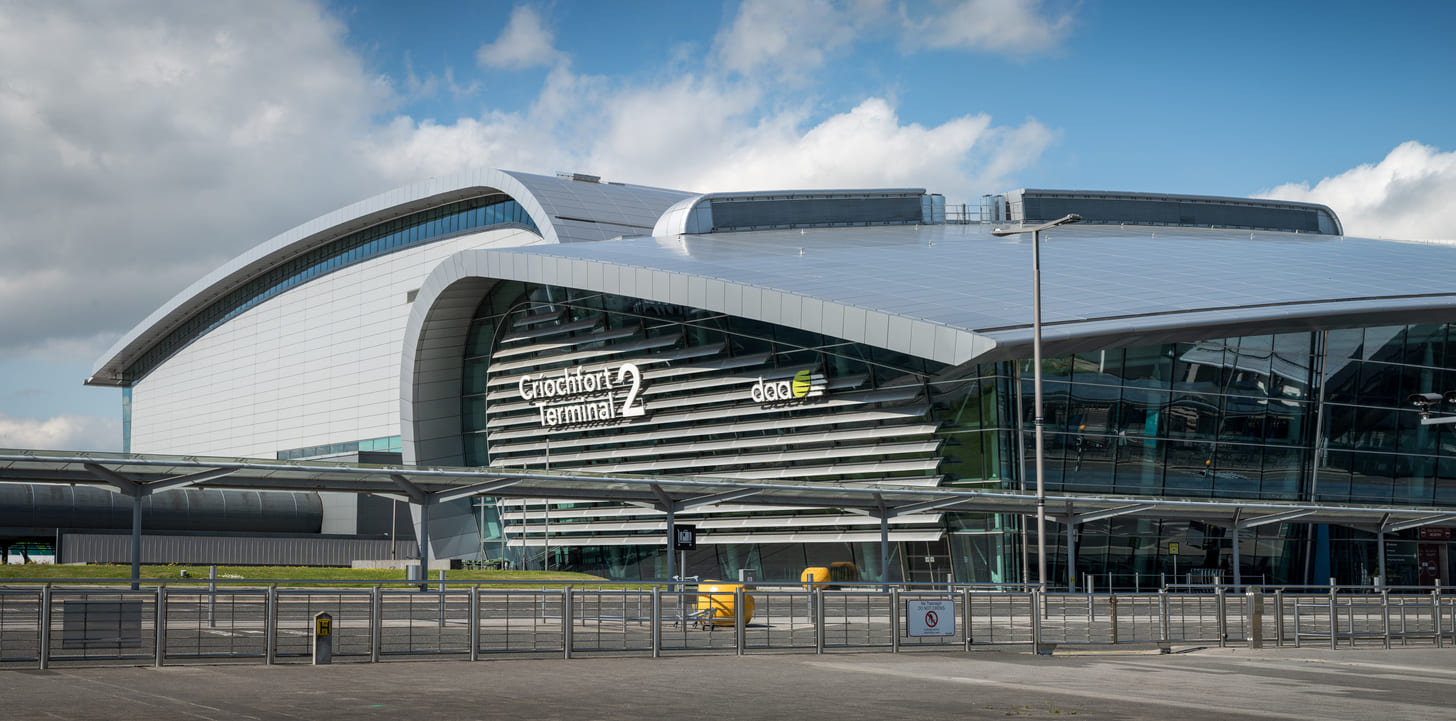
[905,599,955,637]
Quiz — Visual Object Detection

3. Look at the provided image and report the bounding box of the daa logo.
[749,368,827,404]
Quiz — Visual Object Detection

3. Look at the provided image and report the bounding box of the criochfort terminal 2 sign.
[750,368,827,404]
[518,363,645,428]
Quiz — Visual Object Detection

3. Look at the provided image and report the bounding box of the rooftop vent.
[653,188,937,235]
[556,172,602,184]
[994,189,1343,235]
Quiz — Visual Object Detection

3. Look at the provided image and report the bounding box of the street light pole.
[992,214,1081,589]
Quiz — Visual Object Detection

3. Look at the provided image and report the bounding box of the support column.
[1065,502,1076,592]
[1232,524,1243,591]
[131,494,143,591]
[418,497,430,592]
[880,513,891,592]
[1378,528,1387,587]
[664,506,675,587]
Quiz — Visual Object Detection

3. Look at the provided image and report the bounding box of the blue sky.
[337,1,1456,195]
[0,0,1454,450]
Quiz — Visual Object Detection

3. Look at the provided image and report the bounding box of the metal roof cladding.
[430,221,1456,369]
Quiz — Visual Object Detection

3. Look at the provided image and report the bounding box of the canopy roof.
[3,449,1450,535]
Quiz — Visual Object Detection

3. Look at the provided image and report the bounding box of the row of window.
[125,196,538,383]
[276,435,402,461]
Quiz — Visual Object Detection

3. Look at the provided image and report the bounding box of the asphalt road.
[5,645,1455,720]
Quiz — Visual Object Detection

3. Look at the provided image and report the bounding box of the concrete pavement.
[6,645,1455,720]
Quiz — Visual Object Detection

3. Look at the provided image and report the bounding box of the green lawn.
[0,563,642,588]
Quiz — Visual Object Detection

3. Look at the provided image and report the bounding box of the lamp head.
[990,213,1082,237]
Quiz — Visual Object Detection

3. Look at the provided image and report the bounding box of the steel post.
[963,587,972,651]
[734,586,746,656]
[1216,580,1227,647]
[38,584,51,670]
[562,587,573,659]
[208,565,217,628]
[814,589,825,655]
[154,585,167,667]
[1329,583,1338,651]
[1434,589,1443,649]
[889,588,900,653]
[1246,588,1262,649]
[469,585,480,662]
[265,584,277,665]
[370,585,382,663]
[1294,593,1302,648]
[1031,589,1045,654]
[1382,589,1391,649]
[651,589,661,658]
[1274,589,1284,647]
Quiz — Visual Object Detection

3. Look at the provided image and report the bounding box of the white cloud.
[370,70,1053,202]
[903,0,1076,55]
[0,0,398,355]
[379,6,1055,203]
[714,0,1075,79]
[0,412,121,452]
[1259,142,1456,242]
[0,0,1059,368]
[476,6,561,70]
[714,0,870,78]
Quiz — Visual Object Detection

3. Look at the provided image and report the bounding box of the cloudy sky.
[1,0,1455,451]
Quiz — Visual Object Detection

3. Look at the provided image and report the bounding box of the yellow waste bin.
[695,581,755,627]
[801,567,830,591]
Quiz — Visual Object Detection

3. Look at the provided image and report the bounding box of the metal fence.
[4,580,1455,668]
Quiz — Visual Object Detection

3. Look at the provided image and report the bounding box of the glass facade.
[277,435,402,461]
[124,195,537,383]
[1014,326,1456,587]
[1027,335,1315,501]
[455,280,1456,586]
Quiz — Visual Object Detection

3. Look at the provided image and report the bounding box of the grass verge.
[0,563,646,588]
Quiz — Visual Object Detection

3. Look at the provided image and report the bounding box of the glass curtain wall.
[456,282,1456,587]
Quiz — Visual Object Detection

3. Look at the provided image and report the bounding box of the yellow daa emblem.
[792,369,814,398]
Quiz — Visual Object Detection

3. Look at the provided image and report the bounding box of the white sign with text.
[905,599,955,638]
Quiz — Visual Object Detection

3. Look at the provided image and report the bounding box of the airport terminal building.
[56,169,1456,586]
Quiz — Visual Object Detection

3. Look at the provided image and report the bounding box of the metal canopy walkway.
[2,449,1450,588]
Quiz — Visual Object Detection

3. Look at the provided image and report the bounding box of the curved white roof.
[421,222,1456,369]
[90,169,692,385]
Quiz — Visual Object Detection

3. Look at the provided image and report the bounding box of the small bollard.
[1247,587,1263,649]
[1108,595,1119,645]
[313,611,333,665]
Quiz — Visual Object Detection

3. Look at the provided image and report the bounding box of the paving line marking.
[53,671,282,721]
[1107,655,1456,686]
[800,659,1439,721]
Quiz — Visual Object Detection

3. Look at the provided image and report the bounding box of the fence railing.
[3,579,1454,668]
